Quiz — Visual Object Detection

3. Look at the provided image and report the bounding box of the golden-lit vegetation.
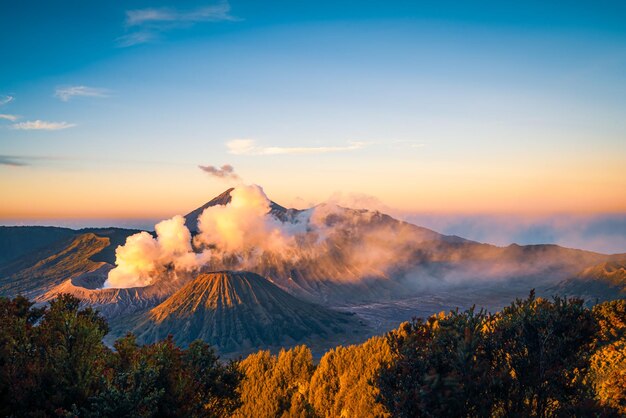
[589,300,626,414]
[234,346,315,417]
[1,292,624,417]
[309,336,392,418]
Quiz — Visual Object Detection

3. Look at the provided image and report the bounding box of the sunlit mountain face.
[1,186,623,354]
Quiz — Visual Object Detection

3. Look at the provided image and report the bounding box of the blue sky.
[1,0,625,251]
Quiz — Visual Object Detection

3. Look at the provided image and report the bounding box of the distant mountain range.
[1,188,624,355]
[0,230,130,298]
[549,258,626,303]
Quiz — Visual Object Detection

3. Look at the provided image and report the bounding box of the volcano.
[1,187,624,356]
[130,271,367,353]
[184,187,301,232]
[181,188,613,304]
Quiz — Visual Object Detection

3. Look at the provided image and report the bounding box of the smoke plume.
[194,185,296,253]
[198,164,240,181]
[104,185,301,288]
[104,184,594,292]
[104,215,206,288]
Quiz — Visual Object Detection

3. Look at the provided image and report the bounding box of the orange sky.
[2,150,624,219]
[2,3,626,222]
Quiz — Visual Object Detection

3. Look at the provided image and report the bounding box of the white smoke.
[107,183,563,291]
[194,185,296,253]
[104,185,306,288]
[103,215,207,288]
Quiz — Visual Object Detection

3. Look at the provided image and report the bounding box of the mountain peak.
[184,188,234,232]
[132,270,366,352]
[151,271,271,317]
[184,188,297,232]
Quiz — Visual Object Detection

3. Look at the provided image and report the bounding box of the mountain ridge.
[1,189,624,357]
[130,271,367,353]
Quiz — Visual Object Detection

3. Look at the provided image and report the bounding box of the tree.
[182,340,242,417]
[376,292,610,417]
[0,294,240,417]
[0,295,45,416]
[233,346,315,418]
[309,336,391,418]
[489,292,599,417]
[87,334,164,418]
[34,293,111,414]
[89,335,241,418]
[376,308,494,418]
[588,300,626,414]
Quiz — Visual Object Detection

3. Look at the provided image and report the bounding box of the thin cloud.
[0,154,67,167]
[0,114,19,121]
[55,86,109,102]
[117,31,158,47]
[11,120,76,131]
[126,9,175,26]
[1,154,204,168]
[227,139,366,156]
[391,140,426,149]
[0,155,27,167]
[0,95,14,106]
[120,1,237,47]
[198,164,240,180]
[126,3,233,26]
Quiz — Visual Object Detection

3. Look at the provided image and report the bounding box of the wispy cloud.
[126,3,233,26]
[391,140,426,149]
[0,154,201,169]
[119,1,237,47]
[55,86,109,102]
[0,114,19,121]
[117,32,158,48]
[11,120,76,131]
[0,95,14,106]
[227,139,366,156]
[198,164,240,180]
[0,155,27,167]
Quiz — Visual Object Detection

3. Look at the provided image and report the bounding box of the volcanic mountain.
[0,229,136,298]
[181,188,615,304]
[129,271,367,354]
[36,265,184,318]
[184,187,301,232]
[0,227,177,318]
[2,189,622,308]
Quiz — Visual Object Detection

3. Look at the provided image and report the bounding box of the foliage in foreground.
[0,293,624,417]
[0,295,240,417]
[376,291,612,417]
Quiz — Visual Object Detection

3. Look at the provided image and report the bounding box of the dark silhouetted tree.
[376,308,494,418]
[376,292,613,417]
[89,335,241,418]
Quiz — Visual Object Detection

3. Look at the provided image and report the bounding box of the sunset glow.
[1,1,624,232]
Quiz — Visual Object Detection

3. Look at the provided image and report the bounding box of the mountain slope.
[36,266,185,318]
[549,258,626,303]
[0,228,139,299]
[131,271,367,353]
[0,233,110,298]
[3,189,623,310]
[186,190,612,303]
[0,226,76,265]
